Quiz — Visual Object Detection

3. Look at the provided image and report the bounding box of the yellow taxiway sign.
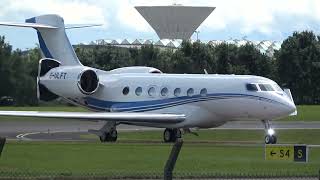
[265,144,308,162]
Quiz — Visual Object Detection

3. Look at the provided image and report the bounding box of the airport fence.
[0,169,318,180]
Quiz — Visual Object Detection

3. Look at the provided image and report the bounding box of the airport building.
[81,39,281,57]
[79,5,281,57]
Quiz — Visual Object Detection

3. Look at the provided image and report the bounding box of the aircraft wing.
[0,111,185,124]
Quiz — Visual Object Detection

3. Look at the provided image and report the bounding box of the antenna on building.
[195,30,200,41]
[172,0,181,6]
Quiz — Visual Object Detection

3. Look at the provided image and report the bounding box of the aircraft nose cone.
[286,101,297,115]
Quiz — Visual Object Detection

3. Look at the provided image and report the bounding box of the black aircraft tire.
[271,135,277,144]
[164,129,173,143]
[174,129,182,139]
[265,135,271,144]
[99,133,108,142]
[110,130,118,142]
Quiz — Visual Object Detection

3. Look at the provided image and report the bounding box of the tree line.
[0,31,319,105]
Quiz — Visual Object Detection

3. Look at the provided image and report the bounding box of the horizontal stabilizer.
[0,22,102,30]
[0,111,185,124]
[65,24,102,29]
[0,22,58,29]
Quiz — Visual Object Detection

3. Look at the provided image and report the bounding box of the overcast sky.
[0,0,320,50]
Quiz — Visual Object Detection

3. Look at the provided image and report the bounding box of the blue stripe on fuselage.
[83,93,284,112]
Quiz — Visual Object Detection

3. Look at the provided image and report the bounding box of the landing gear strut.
[262,120,277,144]
[163,128,181,143]
[89,121,118,143]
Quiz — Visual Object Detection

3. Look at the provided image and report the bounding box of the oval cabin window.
[200,88,207,96]
[174,88,181,97]
[148,87,156,97]
[187,88,194,97]
[161,87,168,97]
[122,87,129,95]
[135,87,142,96]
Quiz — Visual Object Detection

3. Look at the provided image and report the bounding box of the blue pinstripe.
[84,93,284,112]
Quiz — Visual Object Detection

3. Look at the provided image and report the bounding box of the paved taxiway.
[0,120,320,141]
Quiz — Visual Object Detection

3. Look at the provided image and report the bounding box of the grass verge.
[1,129,320,178]
[0,141,319,178]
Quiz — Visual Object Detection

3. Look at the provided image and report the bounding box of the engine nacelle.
[39,65,102,99]
[77,69,100,95]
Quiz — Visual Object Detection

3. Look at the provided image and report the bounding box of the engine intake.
[77,69,99,95]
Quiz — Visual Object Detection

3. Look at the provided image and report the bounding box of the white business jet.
[0,15,296,144]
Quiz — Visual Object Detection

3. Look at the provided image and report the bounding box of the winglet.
[65,24,102,29]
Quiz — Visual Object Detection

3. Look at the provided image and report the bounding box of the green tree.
[10,50,37,105]
[214,43,237,74]
[238,43,273,78]
[0,36,14,98]
[276,31,320,104]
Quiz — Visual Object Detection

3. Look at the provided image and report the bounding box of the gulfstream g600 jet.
[0,15,297,144]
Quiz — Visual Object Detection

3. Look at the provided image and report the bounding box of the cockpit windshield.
[258,84,274,91]
[246,83,283,92]
[246,83,280,92]
[272,83,283,92]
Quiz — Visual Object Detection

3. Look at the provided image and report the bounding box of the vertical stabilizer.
[25,15,82,66]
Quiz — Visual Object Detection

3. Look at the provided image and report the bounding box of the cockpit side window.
[246,83,258,91]
[259,84,274,91]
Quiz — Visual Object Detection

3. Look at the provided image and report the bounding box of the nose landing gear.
[262,120,277,144]
[264,134,277,144]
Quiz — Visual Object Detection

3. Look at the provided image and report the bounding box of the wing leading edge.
[0,111,185,124]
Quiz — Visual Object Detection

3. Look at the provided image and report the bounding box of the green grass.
[1,129,320,177]
[0,105,319,121]
[0,141,319,177]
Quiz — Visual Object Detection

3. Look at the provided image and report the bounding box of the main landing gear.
[262,120,277,144]
[163,128,182,143]
[99,128,117,142]
[89,121,118,143]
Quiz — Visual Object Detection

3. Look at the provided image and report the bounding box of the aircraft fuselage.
[40,65,297,129]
